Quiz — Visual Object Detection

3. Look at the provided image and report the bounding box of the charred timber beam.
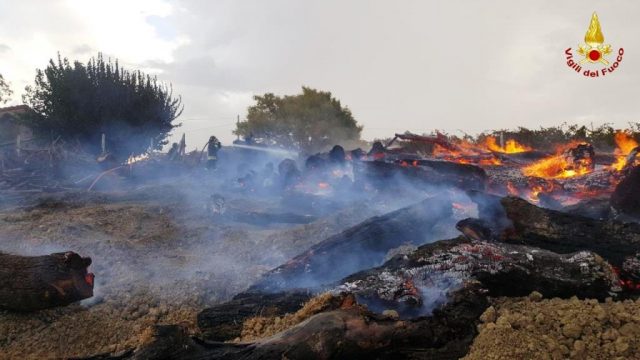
[356,159,486,191]
[161,236,617,360]
[0,251,94,311]
[491,196,640,268]
[197,291,313,342]
[247,195,454,293]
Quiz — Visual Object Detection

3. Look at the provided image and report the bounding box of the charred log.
[611,166,640,219]
[563,197,612,220]
[197,291,313,341]
[476,195,640,269]
[247,195,454,293]
[356,159,486,191]
[0,251,94,311]
[340,237,617,315]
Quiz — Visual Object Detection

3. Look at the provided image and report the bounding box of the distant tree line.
[477,123,638,151]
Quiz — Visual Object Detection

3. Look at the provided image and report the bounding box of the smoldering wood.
[611,166,640,218]
[247,195,454,294]
[355,159,486,192]
[114,237,616,360]
[562,197,612,220]
[197,291,313,341]
[0,251,94,311]
[478,195,640,268]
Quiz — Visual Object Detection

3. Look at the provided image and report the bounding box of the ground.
[2,181,639,359]
[465,293,640,360]
[0,183,383,359]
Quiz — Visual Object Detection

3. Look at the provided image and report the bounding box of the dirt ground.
[465,292,640,360]
[0,185,383,359]
[7,183,637,359]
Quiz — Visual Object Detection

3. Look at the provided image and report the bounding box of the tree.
[0,73,12,104]
[22,53,183,157]
[234,87,363,154]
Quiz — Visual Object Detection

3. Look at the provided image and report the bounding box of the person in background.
[206,136,222,169]
[167,143,179,161]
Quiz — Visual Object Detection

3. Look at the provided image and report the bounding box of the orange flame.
[484,136,531,154]
[433,140,502,166]
[522,142,593,179]
[610,131,639,171]
[126,153,149,165]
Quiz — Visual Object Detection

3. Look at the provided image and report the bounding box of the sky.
[0,0,639,149]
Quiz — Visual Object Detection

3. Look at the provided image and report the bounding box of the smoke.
[0,131,482,318]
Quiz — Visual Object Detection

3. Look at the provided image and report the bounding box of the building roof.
[0,105,31,116]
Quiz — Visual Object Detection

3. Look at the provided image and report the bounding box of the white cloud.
[2,0,640,149]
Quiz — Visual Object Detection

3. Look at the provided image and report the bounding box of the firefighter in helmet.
[206,136,222,169]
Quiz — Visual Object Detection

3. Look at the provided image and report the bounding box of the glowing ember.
[432,141,502,166]
[126,153,149,165]
[506,181,519,196]
[609,131,639,171]
[484,136,531,153]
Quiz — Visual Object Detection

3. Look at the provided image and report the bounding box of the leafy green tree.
[22,53,183,157]
[235,87,362,154]
[0,73,12,104]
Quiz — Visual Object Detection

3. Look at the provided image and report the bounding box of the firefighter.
[206,136,222,169]
[368,141,386,160]
[167,142,179,161]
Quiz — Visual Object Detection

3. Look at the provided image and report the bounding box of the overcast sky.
[1,0,638,148]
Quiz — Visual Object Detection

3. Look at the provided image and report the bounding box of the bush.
[22,53,183,157]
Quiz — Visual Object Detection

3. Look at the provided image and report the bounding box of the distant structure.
[0,105,33,145]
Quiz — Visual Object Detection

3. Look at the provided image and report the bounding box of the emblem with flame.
[564,12,624,77]
[577,13,611,64]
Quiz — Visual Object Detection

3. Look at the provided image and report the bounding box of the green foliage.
[22,53,183,157]
[0,73,12,104]
[234,87,362,154]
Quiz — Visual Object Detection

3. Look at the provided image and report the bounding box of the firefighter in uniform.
[206,136,222,169]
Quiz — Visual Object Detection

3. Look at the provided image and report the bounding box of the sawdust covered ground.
[0,185,381,359]
[465,292,640,360]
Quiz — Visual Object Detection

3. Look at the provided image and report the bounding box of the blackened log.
[356,159,486,191]
[488,196,640,267]
[611,166,640,218]
[197,291,313,341]
[248,195,454,293]
[0,251,94,311]
[340,237,617,313]
[563,197,612,220]
[130,237,616,360]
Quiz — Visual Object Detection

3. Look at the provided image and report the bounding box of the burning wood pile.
[7,129,640,359]
[97,131,640,359]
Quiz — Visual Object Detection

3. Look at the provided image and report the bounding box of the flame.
[528,185,544,202]
[610,131,639,171]
[126,153,149,165]
[585,12,605,46]
[318,182,330,189]
[432,140,502,166]
[506,181,519,196]
[484,136,531,153]
[522,142,593,179]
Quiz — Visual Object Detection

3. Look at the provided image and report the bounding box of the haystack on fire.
[4,59,640,358]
